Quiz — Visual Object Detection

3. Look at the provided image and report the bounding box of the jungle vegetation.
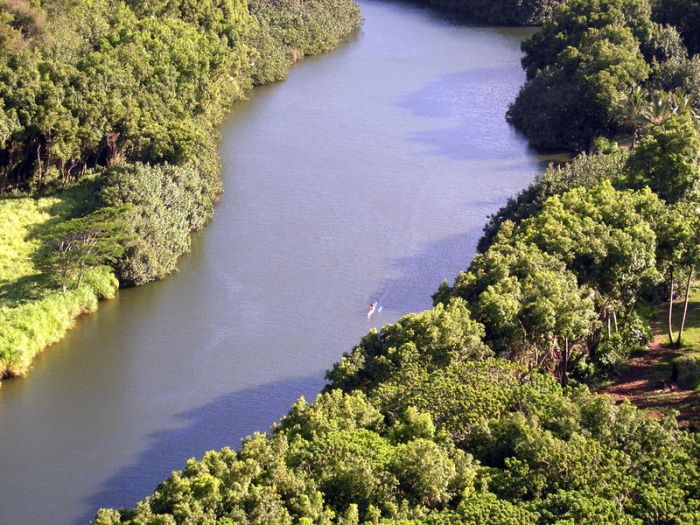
[508,0,700,151]
[96,1,700,522]
[414,0,565,25]
[0,0,696,521]
[0,0,361,378]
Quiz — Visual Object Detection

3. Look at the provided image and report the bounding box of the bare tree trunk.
[612,311,618,333]
[678,268,694,346]
[561,337,569,387]
[36,143,43,191]
[76,266,85,289]
[668,268,676,345]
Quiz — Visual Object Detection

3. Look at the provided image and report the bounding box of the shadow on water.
[79,373,326,524]
[371,227,484,314]
[394,68,537,163]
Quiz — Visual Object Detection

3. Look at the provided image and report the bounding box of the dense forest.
[508,0,700,150]
[0,0,696,522]
[0,0,360,378]
[93,1,699,523]
[414,0,564,25]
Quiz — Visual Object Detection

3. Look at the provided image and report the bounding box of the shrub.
[100,161,220,286]
[413,0,564,25]
[673,355,700,389]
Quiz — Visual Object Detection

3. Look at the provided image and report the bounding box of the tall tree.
[626,111,700,204]
[515,182,663,339]
[440,234,596,384]
[38,206,130,292]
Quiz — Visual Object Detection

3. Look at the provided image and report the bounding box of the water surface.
[0,2,545,523]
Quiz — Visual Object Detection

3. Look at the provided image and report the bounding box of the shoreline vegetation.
[413,0,564,25]
[95,0,700,523]
[0,0,361,380]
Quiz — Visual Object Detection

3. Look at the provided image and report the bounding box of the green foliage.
[440,236,596,382]
[100,161,220,285]
[673,355,700,390]
[0,0,360,194]
[654,0,700,55]
[509,3,652,150]
[0,183,119,378]
[411,0,563,25]
[124,0,253,45]
[327,298,491,392]
[529,490,641,524]
[478,152,627,253]
[625,112,700,204]
[520,0,654,80]
[101,350,700,524]
[37,206,130,292]
[503,0,700,150]
[649,54,700,112]
[249,0,361,57]
[515,181,663,312]
[0,266,117,377]
[507,0,700,151]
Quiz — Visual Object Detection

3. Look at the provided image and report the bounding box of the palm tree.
[642,90,674,126]
[616,86,648,147]
[671,91,700,121]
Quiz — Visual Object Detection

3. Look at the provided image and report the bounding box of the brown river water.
[0,2,549,523]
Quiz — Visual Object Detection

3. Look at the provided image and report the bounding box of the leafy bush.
[508,0,700,151]
[100,160,220,286]
[249,0,361,57]
[625,111,700,204]
[97,350,700,524]
[673,355,700,389]
[653,0,700,55]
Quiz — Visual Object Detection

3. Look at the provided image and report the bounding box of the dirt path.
[601,333,700,430]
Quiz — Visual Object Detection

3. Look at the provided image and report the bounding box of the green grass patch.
[675,280,700,355]
[0,182,118,378]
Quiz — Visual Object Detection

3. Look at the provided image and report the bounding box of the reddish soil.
[601,334,700,430]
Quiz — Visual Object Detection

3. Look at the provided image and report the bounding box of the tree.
[653,0,700,55]
[38,206,130,292]
[327,298,491,392]
[615,86,648,146]
[521,0,654,79]
[478,152,627,253]
[625,111,700,204]
[395,0,564,25]
[656,203,700,345]
[509,21,650,150]
[442,235,596,384]
[515,182,663,342]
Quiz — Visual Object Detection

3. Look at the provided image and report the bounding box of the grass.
[673,279,700,355]
[0,181,118,379]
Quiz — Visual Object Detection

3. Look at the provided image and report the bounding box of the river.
[0,2,545,523]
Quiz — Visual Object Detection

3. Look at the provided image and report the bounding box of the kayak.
[367,302,377,318]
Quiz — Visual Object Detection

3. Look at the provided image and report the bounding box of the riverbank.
[0,0,361,381]
[95,1,700,520]
[0,2,547,520]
